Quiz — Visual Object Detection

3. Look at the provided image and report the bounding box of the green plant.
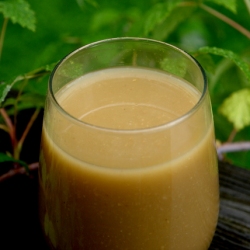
[0,0,250,182]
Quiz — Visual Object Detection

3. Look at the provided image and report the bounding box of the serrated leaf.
[219,88,250,130]
[0,75,23,106]
[0,0,36,31]
[197,47,250,83]
[144,1,182,35]
[204,0,237,13]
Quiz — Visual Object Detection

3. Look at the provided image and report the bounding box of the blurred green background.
[1,0,250,168]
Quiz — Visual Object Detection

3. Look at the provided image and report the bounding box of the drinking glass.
[39,37,219,250]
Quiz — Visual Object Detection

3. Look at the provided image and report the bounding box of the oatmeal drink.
[39,38,219,250]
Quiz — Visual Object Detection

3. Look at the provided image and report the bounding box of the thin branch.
[200,4,250,39]
[0,108,13,131]
[217,141,250,160]
[0,162,39,183]
[13,78,29,131]
[6,70,50,91]
[0,18,8,60]
[0,108,16,149]
[227,129,238,143]
[15,108,40,159]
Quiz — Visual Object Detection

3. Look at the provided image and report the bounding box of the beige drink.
[39,67,219,250]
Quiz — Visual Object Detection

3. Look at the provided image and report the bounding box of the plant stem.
[13,79,29,133]
[14,108,40,160]
[0,162,39,182]
[227,129,238,143]
[0,108,17,151]
[0,17,8,60]
[200,4,250,39]
[217,141,250,160]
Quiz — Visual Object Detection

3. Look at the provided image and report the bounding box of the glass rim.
[49,37,208,133]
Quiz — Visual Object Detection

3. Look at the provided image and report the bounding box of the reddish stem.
[0,162,39,183]
[15,108,40,159]
[0,108,17,151]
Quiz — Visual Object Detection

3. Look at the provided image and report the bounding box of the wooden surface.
[0,161,250,249]
[209,162,250,250]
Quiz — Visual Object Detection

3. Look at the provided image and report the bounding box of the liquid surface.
[39,67,219,250]
[58,67,199,129]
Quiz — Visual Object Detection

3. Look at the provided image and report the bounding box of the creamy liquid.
[39,67,219,250]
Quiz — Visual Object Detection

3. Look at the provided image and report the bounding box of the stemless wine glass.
[39,37,219,250]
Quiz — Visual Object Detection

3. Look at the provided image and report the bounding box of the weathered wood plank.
[209,162,250,249]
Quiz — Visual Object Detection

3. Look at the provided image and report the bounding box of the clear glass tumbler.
[39,37,219,250]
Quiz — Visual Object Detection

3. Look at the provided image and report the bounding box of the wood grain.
[209,162,250,250]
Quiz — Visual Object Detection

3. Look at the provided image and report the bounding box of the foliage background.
[0,0,250,172]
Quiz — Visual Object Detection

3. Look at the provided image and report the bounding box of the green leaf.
[0,81,11,105]
[44,62,57,72]
[144,1,182,35]
[0,152,29,172]
[90,8,120,31]
[160,57,187,78]
[3,93,45,114]
[245,0,250,14]
[76,0,98,8]
[204,0,237,13]
[151,5,196,41]
[197,47,250,82]
[219,88,250,130]
[0,0,36,31]
[0,75,23,106]
[193,53,216,74]
[0,64,53,106]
